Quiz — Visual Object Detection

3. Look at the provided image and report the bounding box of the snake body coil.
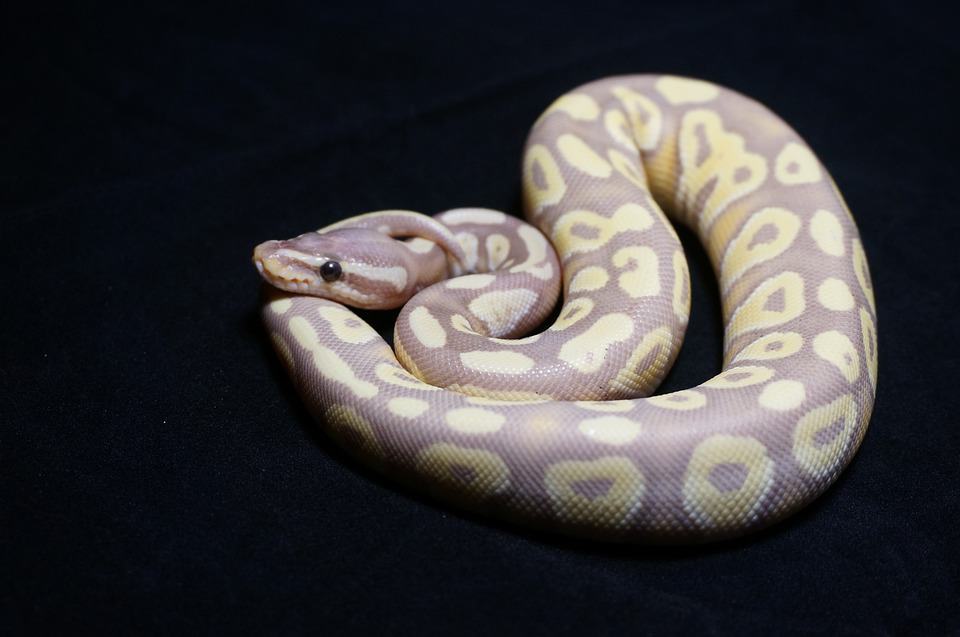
[254,75,877,542]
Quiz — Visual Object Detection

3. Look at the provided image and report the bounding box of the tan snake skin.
[253,75,877,542]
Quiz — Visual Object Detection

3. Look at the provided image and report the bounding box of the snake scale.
[253,75,877,543]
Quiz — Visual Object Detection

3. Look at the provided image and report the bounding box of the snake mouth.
[253,241,320,293]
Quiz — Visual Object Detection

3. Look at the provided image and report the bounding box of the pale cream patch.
[269,332,295,368]
[792,394,858,479]
[727,272,805,340]
[646,389,707,410]
[550,298,594,331]
[446,274,496,289]
[702,365,774,389]
[441,208,507,225]
[655,76,720,104]
[720,207,801,291]
[459,350,536,375]
[408,306,447,349]
[516,261,553,280]
[814,330,860,383]
[450,314,478,335]
[758,379,806,411]
[672,249,691,322]
[403,237,436,254]
[544,456,645,523]
[387,397,430,419]
[269,298,293,314]
[557,133,613,178]
[522,144,567,215]
[551,203,654,255]
[374,362,441,391]
[574,400,634,413]
[603,109,635,150]
[416,443,511,497]
[569,266,610,292]
[577,416,642,446]
[317,305,378,344]
[860,307,878,392]
[445,407,506,434]
[817,278,855,311]
[325,404,383,458]
[346,263,408,292]
[809,209,845,256]
[853,239,876,315]
[611,327,673,396]
[508,224,551,275]
[612,246,660,298]
[485,234,511,270]
[539,93,601,122]
[775,142,822,185]
[731,332,803,363]
[611,85,663,151]
[557,313,635,374]
[455,232,479,271]
[468,288,538,336]
[677,109,768,229]
[288,316,378,398]
[682,435,774,529]
[607,149,647,188]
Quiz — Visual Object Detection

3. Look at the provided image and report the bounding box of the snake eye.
[320,260,342,282]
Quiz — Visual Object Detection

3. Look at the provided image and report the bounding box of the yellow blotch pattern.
[853,239,876,315]
[727,272,806,341]
[558,313,635,374]
[731,332,804,363]
[611,86,663,151]
[677,109,768,230]
[611,327,674,396]
[702,365,775,389]
[720,207,801,291]
[459,350,536,375]
[813,330,860,383]
[416,443,511,498]
[646,389,707,411]
[809,210,845,256]
[655,76,720,105]
[551,204,654,255]
[568,266,610,292]
[775,142,822,185]
[557,134,613,178]
[289,316,378,398]
[522,144,567,215]
[445,407,506,434]
[792,394,858,479]
[612,246,660,298]
[817,278,855,311]
[860,307,879,392]
[577,416,643,446]
[544,456,646,525]
[682,435,774,530]
[317,305,379,344]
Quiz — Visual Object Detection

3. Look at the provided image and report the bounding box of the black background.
[3,1,959,634]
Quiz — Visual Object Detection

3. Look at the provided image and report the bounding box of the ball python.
[253,75,877,543]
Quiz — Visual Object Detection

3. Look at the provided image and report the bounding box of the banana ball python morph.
[253,75,877,542]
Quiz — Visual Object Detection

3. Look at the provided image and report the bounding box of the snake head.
[253,228,422,309]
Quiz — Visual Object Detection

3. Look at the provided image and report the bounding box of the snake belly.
[260,75,877,542]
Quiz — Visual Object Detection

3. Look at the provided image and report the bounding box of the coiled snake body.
[253,75,877,542]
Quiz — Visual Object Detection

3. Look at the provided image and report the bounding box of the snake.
[252,75,877,543]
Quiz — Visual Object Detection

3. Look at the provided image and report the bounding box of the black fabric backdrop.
[3,1,959,634]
